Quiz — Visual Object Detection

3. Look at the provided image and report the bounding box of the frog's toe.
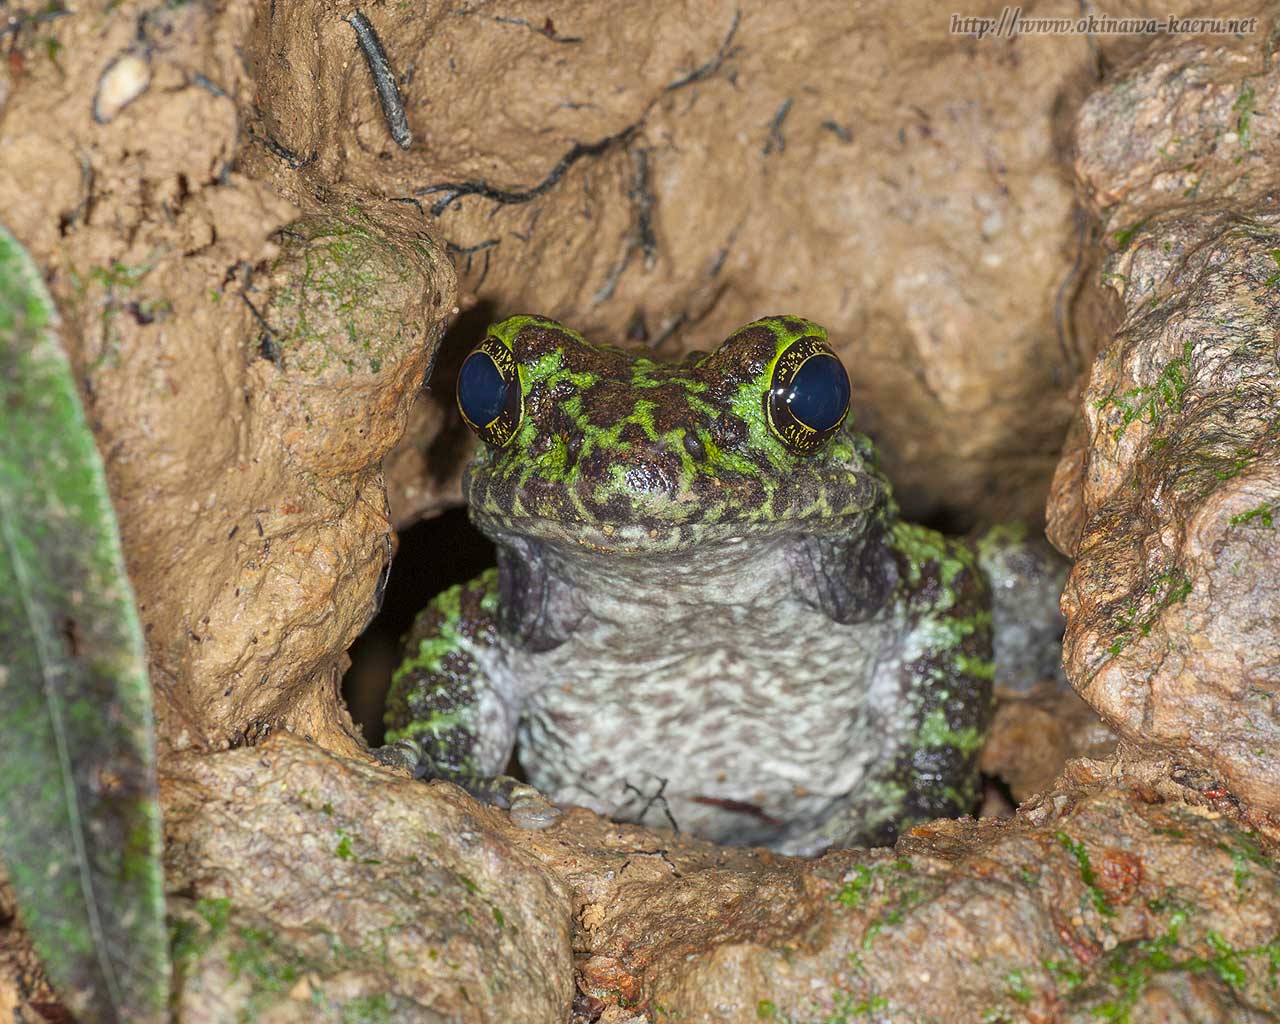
[372,738,422,773]
[506,784,563,830]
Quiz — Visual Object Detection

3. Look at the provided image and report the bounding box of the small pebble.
[93,50,151,124]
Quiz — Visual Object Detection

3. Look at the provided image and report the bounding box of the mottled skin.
[386,315,999,854]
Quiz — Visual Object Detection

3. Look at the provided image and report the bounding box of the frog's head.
[454,314,892,553]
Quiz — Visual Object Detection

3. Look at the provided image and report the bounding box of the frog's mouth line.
[472,508,872,556]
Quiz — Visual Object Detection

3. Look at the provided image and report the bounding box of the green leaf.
[0,224,168,1021]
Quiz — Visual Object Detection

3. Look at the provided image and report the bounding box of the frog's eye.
[764,336,850,454]
[457,336,523,447]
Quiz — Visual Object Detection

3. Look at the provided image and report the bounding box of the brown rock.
[0,880,59,1024]
[240,0,1098,530]
[6,737,1278,1023]
[161,732,573,1023]
[490,757,1280,1023]
[1051,29,1280,818]
[0,0,456,754]
[981,683,1118,801]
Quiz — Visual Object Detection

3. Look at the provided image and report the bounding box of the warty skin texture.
[386,316,1004,853]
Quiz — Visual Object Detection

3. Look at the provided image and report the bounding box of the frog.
[380,314,1065,855]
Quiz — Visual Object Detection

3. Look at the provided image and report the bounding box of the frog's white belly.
[484,538,912,849]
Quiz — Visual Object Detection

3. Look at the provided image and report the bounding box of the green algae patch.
[757,991,889,1023]
[0,223,168,1021]
[1106,568,1192,657]
[1056,831,1115,918]
[1081,909,1280,1022]
[831,859,913,910]
[264,215,428,378]
[1095,340,1194,441]
[1230,502,1274,528]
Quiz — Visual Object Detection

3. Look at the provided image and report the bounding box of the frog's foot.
[373,740,561,830]
[372,738,422,773]
[436,770,563,831]
[499,781,563,831]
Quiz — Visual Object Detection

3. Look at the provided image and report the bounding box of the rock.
[161,732,573,1023]
[488,757,1280,1023]
[0,0,456,754]
[0,880,58,1024]
[241,0,1096,530]
[1050,29,1280,820]
[981,683,1118,801]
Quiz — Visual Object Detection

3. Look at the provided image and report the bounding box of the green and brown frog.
[381,315,1063,855]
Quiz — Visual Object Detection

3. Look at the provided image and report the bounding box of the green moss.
[1112,220,1147,250]
[227,925,313,1014]
[335,833,354,860]
[1043,958,1084,993]
[757,992,889,1023]
[1003,969,1033,1003]
[861,884,931,951]
[1265,249,1280,288]
[338,993,393,1024]
[1095,341,1194,441]
[1056,831,1115,918]
[832,859,912,909]
[198,897,232,934]
[1107,569,1192,658]
[1234,81,1256,151]
[170,897,235,967]
[1084,908,1280,1022]
[266,218,423,376]
[1230,502,1274,528]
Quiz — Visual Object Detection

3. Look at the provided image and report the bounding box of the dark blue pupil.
[785,354,849,431]
[457,351,508,428]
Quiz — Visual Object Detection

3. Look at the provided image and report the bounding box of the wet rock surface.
[150,738,1280,1023]
[243,0,1095,531]
[0,0,455,755]
[9,738,1280,1023]
[3,1,1280,1022]
[490,755,1280,1023]
[982,683,1118,801]
[161,733,573,1023]
[1049,29,1280,820]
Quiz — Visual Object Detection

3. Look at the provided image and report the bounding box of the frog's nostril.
[681,430,707,461]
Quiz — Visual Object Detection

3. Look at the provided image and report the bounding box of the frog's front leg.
[379,567,559,830]
[801,523,995,853]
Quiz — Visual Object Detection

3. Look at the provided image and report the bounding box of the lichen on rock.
[1050,29,1280,820]
[162,733,573,1023]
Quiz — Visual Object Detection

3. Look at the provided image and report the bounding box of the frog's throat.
[470,505,884,555]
